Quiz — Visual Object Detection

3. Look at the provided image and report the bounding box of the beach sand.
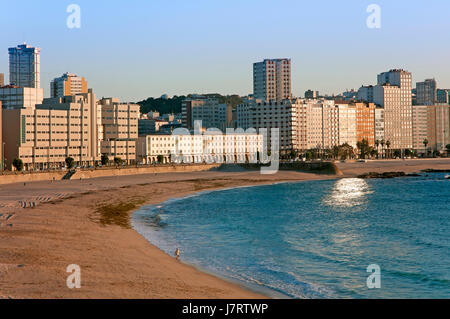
[1,158,449,299]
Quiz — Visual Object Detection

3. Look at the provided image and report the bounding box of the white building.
[373,69,413,150]
[9,44,41,88]
[374,107,385,142]
[0,85,44,109]
[253,59,291,101]
[412,105,429,152]
[137,132,263,164]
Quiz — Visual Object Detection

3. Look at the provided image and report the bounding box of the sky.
[1,0,449,102]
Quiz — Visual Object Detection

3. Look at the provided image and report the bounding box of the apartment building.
[137,131,263,164]
[51,73,88,98]
[437,89,449,104]
[181,98,232,131]
[253,59,291,101]
[9,44,41,88]
[355,102,376,146]
[305,90,319,99]
[357,85,374,103]
[373,69,413,150]
[236,99,298,154]
[138,118,169,136]
[0,85,44,109]
[2,91,99,170]
[0,73,4,87]
[412,104,450,153]
[374,107,385,143]
[416,78,437,105]
[412,105,429,152]
[98,98,139,164]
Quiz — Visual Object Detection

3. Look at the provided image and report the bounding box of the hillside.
[137,94,243,115]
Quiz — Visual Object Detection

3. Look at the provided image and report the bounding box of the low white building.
[137,131,263,164]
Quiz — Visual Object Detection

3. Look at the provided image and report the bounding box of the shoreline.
[1,159,450,298]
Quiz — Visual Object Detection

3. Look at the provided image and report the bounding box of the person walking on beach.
[175,248,180,261]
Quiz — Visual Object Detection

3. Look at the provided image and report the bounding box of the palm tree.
[375,140,380,159]
[386,140,391,159]
[423,139,429,157]
[380,139,385,159]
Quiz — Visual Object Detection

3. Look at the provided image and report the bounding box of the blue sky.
[1,0,449,101]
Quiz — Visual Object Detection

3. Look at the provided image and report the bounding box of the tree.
[423,139,429,157]
[114,157,123,166]
[357,139,372,159]
[65,157,75,169]
[393,149,402,158]
[157,155,164,163]
[12,158,24,172]
[386,140,391,159]
[446,144,450,153]
[101,154,109,166]
[404,149,412,157]
[380,139,385,159]
[375,140,380,159]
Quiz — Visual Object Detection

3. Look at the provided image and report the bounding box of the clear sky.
[1,0,449,101]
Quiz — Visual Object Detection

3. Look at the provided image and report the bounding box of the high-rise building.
[0,73,4,87]
[412,104,450,154]
[412,105,429,153]
[2,91,140,170]
[373,69,413,150]
[305,90,319,99]
[354,102,376,147]
[416,79,437,105]
[357,85,374,103]
[50,73,88,98]
[253,59,291,101]
[236,99,298,154]
[181,98,232,131]
[0,85,44,109]
[374,107,385,143]
[437,89,449,104]
[97,98,139,164]
[8,44,41,88]
[2,91,99,170]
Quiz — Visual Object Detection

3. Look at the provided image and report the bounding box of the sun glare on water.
[323,178,373,209]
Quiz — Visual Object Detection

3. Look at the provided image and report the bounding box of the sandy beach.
[1,158,450,299]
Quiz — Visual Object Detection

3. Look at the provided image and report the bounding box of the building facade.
[373,69,413,150]
[0,73,4,87]
[2,91,99,170]
[137,132,263,164]
[50,73,88,98]
[8,44,41,88]
[253,59,291,101]
[181,98,231,131]
[416,78,437,105]
[437,89,449,104]
[305,90,319,99]
[355,102,376,146]
[0,85,44,109]
[98,97,139,164]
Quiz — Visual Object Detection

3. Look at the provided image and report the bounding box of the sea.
[132,173,450,299]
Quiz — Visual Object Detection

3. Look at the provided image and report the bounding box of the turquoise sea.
[132,173,450,298]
